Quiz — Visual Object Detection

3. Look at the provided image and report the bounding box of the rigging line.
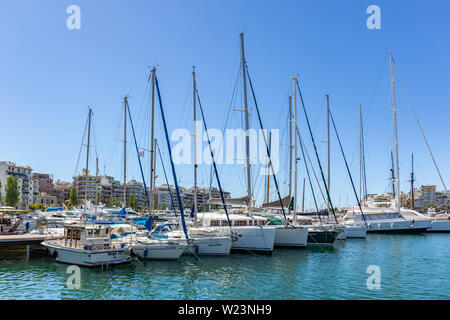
[156,141,176,214]
[155,74,189,240]
[364,54,388,125]
[296,124,335,215]
[329,110,368,227]
[296,126,322,224]
[126,100,151,211]
[296,80,338,223]
[74,112,89,178]
[217,66,241,178]
[196,88,234,232]
[245,66,288,222]
[393,62,448,195]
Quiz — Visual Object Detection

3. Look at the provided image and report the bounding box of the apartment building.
[0,161,39,209]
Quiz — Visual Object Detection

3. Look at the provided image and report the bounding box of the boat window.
[234,220,248,226]
[210,220,220,227]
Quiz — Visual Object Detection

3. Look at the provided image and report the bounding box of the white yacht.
[342,203,431,233]
[153,222,232,256]
[129,237,187,260]
[42,223,132,267]
[196,212,276,253]
[261,211,309,247]
[425,211,450,232]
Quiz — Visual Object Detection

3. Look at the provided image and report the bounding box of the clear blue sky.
[0,0,448,209]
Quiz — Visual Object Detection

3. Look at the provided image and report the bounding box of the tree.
[128,195,138,211]
[0,181,2,204]
[109,197,119,207]
[5,177,19,208]
[69,187,78,207]
[95,191,101,205]
[160,203,166,210]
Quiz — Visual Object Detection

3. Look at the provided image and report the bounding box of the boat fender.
[144,248,148,258]
[195,246,199,254]
[52,250,58,259]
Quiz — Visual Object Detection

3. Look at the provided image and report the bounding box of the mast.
[193,67,198,226]
[288,96,293,198]
[292,76,298,223]
[410,153,415,210]
[240,32,252,215]
[389,52,401,213]
[360,105,363,202]
[123,96,127,209]
[301,177,305,213]
[149,67,156,214]
[153,138,157,203]
[85,108,92,211]
[390,150,396,197]
[266,132,272,204]
[326,94,330,203]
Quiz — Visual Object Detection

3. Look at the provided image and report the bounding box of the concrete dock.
[0,234,63,247]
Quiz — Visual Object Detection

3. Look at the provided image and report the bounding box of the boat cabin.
[197,213,268,228]
[63,223,114,250]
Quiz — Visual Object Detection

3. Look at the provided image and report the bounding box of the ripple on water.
[1,234,450,299]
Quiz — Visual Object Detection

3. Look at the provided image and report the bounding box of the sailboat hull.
[365,219,430,234]
[184,236,232,256]
[272,226,308,247]
[227,226,276,253]
[427,220,450,233]
[131,243,186,260]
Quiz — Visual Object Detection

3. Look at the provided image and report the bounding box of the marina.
[1,0,449,303]
[1,233,450,300]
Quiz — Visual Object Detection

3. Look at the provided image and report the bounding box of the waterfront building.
[37,192,58,206]
[0,161,39,209]
[32,173,55,195]
[54,180,72,205]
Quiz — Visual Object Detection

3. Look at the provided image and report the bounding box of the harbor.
[1,233,450,300]
[1,1,449,302]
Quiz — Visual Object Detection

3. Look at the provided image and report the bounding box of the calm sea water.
[0,233,449,300]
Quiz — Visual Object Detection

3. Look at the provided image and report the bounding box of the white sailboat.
[344,53,431,233]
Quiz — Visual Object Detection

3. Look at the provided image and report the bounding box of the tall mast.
[292,76,298,223]
[123,96,127,208]
[360,105,363,203]
[410,153,415,210]
[389,52,401,213]
[390,151,396,197]
[149,67,156,214]
[266,132,272,204]
[288,96,293,198]
[301,177,306,213]
[153,138,157,203]
[193,67,198,226]
[85,108,92,210]
[326,94,330,203]
[240,32,252,215]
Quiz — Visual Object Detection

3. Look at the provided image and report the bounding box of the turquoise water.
[0,233,449,299]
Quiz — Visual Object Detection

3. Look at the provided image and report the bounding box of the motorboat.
[42,223,132,267]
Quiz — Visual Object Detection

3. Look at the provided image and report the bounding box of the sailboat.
[344,52,431,233]
[194,33,276,253]
[258,78,310,247]
[43,108,132,267]
[120,92,187,260]
[158,67,232,256]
